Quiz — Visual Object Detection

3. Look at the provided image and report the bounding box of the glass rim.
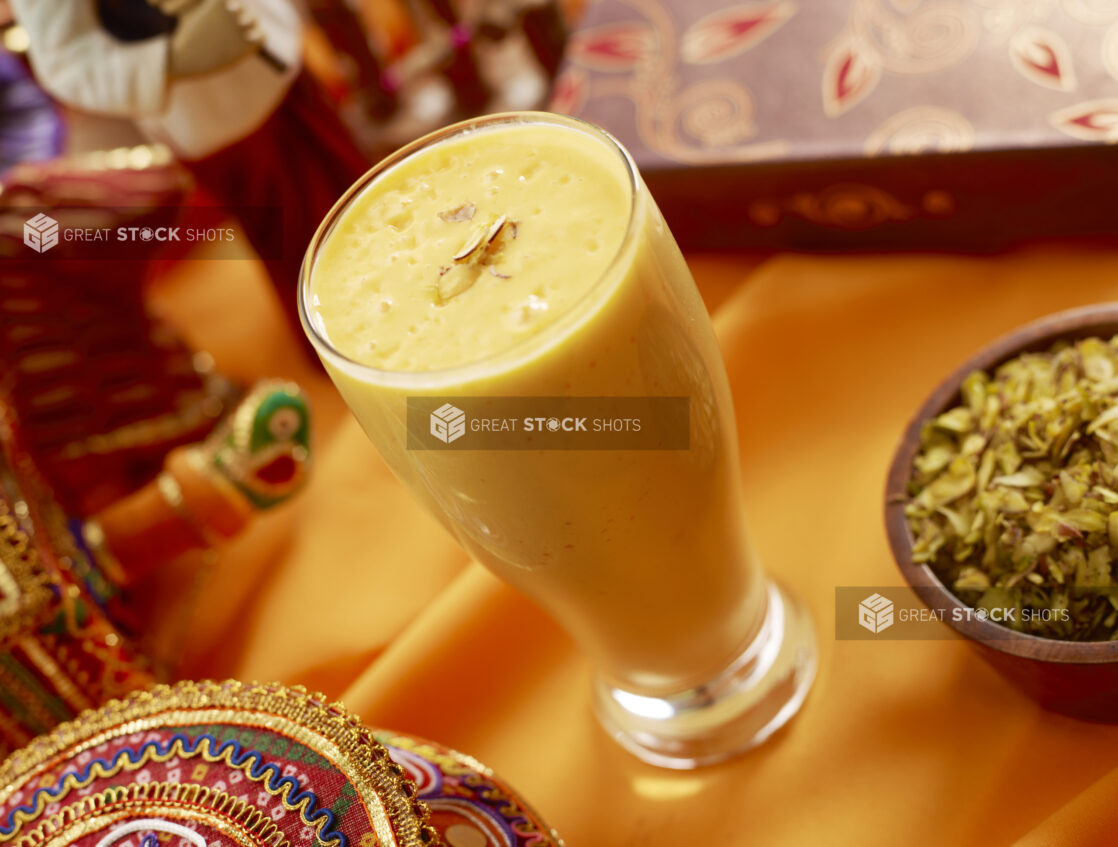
[297,110,642,389]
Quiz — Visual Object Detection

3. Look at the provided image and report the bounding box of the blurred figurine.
[9,0,370,343]
[88,380,311,582]
[8,0,302,161]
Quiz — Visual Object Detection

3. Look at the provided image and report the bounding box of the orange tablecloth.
[149,248,1118,846]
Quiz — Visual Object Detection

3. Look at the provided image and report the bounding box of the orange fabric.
[148,248,1118,846]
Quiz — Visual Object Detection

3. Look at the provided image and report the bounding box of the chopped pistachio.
[906,336,1118,640]
[934,407,974,432]
[915,441,954,475]
[915,456,975,508]
[991,467,1046,487]
[994,440,1022,475]
[954,566,990,591]
[961,371,988,417]
[1059,469,1088,505]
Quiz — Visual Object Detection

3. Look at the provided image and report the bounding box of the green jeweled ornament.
[208,380,311,509]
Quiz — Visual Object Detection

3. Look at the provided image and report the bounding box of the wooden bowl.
[885,303,1118,722]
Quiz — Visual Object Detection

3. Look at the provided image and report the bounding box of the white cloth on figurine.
[11,0,303,160]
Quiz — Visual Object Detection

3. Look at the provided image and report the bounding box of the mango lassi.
[310,123,630,371]
[302,114,815,767]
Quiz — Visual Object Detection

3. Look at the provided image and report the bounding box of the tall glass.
[299,112,816,768]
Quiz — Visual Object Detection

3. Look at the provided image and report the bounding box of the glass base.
[593,579,817,769]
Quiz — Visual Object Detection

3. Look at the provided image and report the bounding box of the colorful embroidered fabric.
[378,733,562,847]
[0,405,153,760]
[0,680,562,847]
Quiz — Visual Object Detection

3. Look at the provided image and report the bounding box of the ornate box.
[552,0,1118,249]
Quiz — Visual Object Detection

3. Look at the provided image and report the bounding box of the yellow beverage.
[309,123,630,371]
[303,115,766,696]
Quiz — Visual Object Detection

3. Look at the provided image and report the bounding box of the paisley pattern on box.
[556,0,1118,165]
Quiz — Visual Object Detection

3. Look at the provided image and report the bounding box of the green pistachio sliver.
[991,467,1046,488]
[1059,470,1088,506]
[1094,486,1118,504]
[1087,404,1118,435]
[994,440,1022,475]
[934,407,974,433]
[917,456,976,508]
[954,566,990,591]
[915,443,954,476]
[961,371,988,417]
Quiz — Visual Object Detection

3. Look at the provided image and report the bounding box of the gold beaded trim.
[57,389,224,462]
[0,496,53,648]
[0,680,441,847]
[13,782,291,847]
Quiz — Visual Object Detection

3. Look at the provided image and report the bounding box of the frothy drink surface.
[310,123,630,372]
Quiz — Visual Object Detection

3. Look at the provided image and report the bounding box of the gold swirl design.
[797,184,914,228]
[677,79,756,148]
[14,783,289,847]
[864,107,975,156]
[0,680,440,847]
[588,0,788,165]
[852,0,980,74]
[3,735,331,843]
[749,184,917,229]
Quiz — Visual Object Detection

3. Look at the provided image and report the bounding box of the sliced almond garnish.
[453,226,487,262]
[439,213,519,299]
[485,215,508,245]
[437,265,480,302]
[439,203,477,223]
